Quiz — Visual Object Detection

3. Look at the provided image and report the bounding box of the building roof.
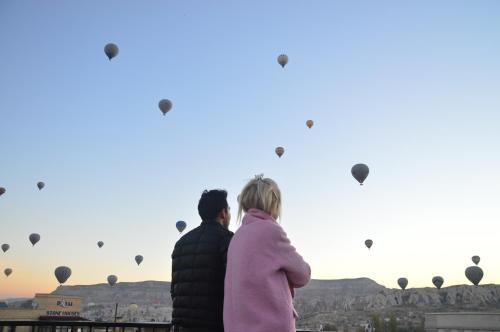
[38,316,89,321]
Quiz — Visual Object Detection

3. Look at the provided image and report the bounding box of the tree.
[389,314,397,332]
[371,313,382,331]
[415,318,425,332]
[322,323,338,331]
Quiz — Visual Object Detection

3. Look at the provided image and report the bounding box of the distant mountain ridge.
[293,278,500,312]
[0,298,32,304]
[52,277,500,309]
[51,278,500,325]
[53,280,172,306]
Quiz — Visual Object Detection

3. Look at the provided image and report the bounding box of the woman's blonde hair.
[238,174,282,221]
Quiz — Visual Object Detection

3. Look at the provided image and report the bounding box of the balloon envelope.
[107,275,118,286]
[158,99,173,115]
[277,54,288,68]
[432,276,444,289]
[275,147,285,158]
[97,241,104,248]
[465,266,483,286]
[0,187,5,196]
[104,43,119,60]
[29,233,41,246]
[351,164,370,185]
[472,255,480,265]
[37,182,45,190]
[176,221,187,233]
[4,268,12,277]
[54,266,72,284]
[364,239,373,249]
[1,244,9,253]
[398,278,408,290]
[135,255,143,266]
[306,120,314,129]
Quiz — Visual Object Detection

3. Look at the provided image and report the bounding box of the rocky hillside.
[53,280,172,306]
[52,278,500,325]
[294,278,500,313]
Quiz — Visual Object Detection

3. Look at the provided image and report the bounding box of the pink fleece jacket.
[223,209,311,332]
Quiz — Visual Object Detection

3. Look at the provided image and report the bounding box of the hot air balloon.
[398,278,408,290]
[29,233,40,246]
[37,182,45,190]
[351,164,369,185]
[472,255,480,265]
[275,147,285,158]
[0,187,5,196]
[306,120,314,129]
[1,244,9,253]
[277,54,288,68]
[176,220,187,233]
[104,43,119,60]
[97,241,104,248]
[4,268,12,277]
[107,275,118,286]
[432,276,444,290]
[364,239,373,249]
[465,266,483,286]
[158,99,173,115]
[54,266,72,285]
[135,255,143,266]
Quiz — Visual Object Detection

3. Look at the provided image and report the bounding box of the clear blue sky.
[1,0,500,298]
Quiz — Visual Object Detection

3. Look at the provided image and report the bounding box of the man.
[171,189,233,332]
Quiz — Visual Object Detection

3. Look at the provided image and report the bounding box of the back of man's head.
[198,189,228,221]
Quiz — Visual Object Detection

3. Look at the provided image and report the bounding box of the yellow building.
[0,293,83,321]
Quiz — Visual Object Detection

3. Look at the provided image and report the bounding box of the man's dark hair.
[198,189,228,221]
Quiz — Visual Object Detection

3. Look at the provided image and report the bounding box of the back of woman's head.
[238,174,281,221]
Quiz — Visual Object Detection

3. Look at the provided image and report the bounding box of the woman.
[224,175,311,332]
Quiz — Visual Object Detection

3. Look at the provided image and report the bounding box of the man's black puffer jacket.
[171,220,233,331]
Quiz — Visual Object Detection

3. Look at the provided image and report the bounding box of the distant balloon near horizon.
[0,187,5,196]
[37,182,45,190]
[4,268,12,277]
[306,120,314,129]
[472,255,480,265]
[158,99,173,115]
[1,244,9,253]
[398,278,408,290]
[54,266,72,285]
[107,275,118,287]
[432,276,444,289]
[176,220,187,233]
[135,255,143,266]
[104,43,119,60]
[29,233,40,246]
[364,239,373,249]
[351,164,370,185]
[277,54,288,68]
[275,147,285,158]
[97,241,104,248]
[465,266,483,286]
